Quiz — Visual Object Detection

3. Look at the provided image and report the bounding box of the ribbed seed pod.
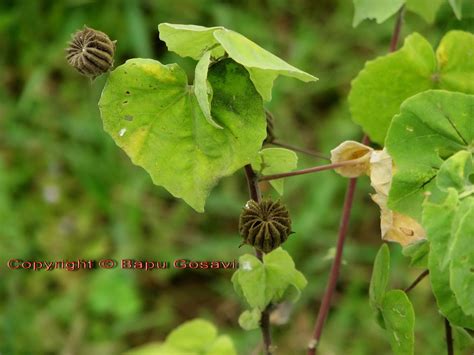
[239,199,292,253]
[66,26,116,78]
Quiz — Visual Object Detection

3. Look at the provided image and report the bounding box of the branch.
[389,6,405,53]
[307,177,358,355]
[259,160,358,182]
[270,140,331,161]
[404,270,429,293]
[445,318,454,355]
[243,164,272,354]
[307,6,406,352]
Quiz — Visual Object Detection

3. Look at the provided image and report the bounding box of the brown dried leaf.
[330,140,373,177]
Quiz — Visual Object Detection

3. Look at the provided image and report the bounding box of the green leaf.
[99,58,266,212]
[406,0,445,23]
[194,51,221,129]
[212,29,317,101]
[349,31,474,144]
[352,0,405,27]
[381,290,415,355]
[158,23,317,101]
[263,248,308,304]
[402,239,429,268]
[166,319,217,351]
[452,326,474,352]
[449,197,474,315]
[207,335,237,355]
[231,254,266,310]
[127,319,237,355]
[448,0,463,19]
[238,308,261,330]
[370,244,391,309]
[423,190,474,329]
[385,90,474,220]
[251,148,298,195]
[158,23,225,60]
[437,150,473,194]
[232,248,307,321]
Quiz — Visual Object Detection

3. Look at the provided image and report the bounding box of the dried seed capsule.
[239,199,292,253]
[66,26,116,78]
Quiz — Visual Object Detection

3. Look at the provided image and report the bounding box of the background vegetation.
[1,0,472,354]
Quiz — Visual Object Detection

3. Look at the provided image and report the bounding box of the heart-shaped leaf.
[99,58,266,212]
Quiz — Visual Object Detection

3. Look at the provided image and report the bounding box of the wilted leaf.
[330,140,373,178]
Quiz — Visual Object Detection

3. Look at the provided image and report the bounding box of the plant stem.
[243,164,272,354]
[389,6,405,53]
[404,270,429,293]
[445,318,454,355]
[307,7,405,352]
[307,177,358,355]
[270,140,330,161]
[259,160,359,182]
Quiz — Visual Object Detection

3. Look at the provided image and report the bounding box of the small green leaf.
[423,190,474,329]
[207,335,237,355]
[448,0,463,19]
[158,23,225,59]
[350,31,474,144]
[263,248,308,304]
[386,90,473,220]
[232,248,307,320]
[99,58,266,212]
[251,148,298,195]
[449,197,474,315]
[127,319,237,355]
[158,23,317,101]
[402,239,429,268]
[381,290,415,355]
[352,0,405,27]
[452,325,474,352]
[194,51,221,129]
[232,254,266,310]
[238,308,261,330]
[213,29,317,101]
[370,244,391,309]
[166,319,217,351]
[437,150,473,194]
[406,0,445,23]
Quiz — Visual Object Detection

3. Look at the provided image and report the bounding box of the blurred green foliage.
[0,0,472,354]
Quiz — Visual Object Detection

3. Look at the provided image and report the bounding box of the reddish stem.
[307,6,405,352]
[307,177,358,354]
[259,160,359,182]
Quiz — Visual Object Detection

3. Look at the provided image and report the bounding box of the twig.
[307,177,358,355]
[243,164,272,354]
[404,270,429,293]
[307,6,406,352]
[444,318,454,355]
[270,140,330,161]
[389,6,405,53]
[259,160,359,182]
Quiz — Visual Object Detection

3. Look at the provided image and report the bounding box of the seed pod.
[66,26,116,78]
[239,199,292,253]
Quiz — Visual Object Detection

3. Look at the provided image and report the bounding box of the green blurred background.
[1,0,473,354]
